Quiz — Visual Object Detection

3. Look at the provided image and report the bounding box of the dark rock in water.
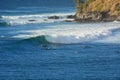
[102,15,120,21]
[40,44,52,50]
[28,20,36,22]
[75,13,120,22]
[66,15,75,19]
[80,45,93,49]
[64,20,74,22]
[48,16,59,19]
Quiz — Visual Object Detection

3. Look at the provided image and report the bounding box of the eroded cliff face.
[75,0,120,21]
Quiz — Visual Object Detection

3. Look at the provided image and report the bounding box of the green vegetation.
[115,3,120,11]
[74,0,120,21]
[95,3,103,12]
[75,0,120,16]
[86,0,95,4]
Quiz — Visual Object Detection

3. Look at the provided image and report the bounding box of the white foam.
[96,32,120,43]
[1,12,74,25]
[113,20,120,23]
[12,22,120,44]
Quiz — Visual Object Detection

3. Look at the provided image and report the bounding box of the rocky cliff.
[75,0,120,21]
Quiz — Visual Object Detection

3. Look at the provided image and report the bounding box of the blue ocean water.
[0,0,120,80]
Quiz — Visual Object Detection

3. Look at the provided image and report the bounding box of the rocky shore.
[74,0,120,22]
[75,12,120,22]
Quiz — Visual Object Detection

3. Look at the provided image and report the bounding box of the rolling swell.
[21,35,58,50]
[0,21,10,26]
[0,16,10,26]
[23,35,51,44]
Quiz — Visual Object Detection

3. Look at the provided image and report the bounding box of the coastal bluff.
[75,0,120,21]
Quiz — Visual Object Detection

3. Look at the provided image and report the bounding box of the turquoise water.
[0,0,120,80]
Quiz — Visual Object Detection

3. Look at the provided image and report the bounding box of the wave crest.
[13,25,118,44]
[1,13,74,26]
[23,35,50,44]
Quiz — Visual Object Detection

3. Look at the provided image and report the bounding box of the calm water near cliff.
[0,0,120,80]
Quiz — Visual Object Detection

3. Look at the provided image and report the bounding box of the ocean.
[0,0,120,80]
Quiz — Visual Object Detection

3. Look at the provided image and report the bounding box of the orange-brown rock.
[75,0,120,21]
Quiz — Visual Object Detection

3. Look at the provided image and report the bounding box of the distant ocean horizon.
[0,0,75,9]
[0,0,120,80]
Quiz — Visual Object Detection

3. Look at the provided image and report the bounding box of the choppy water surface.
[0,1,120,80]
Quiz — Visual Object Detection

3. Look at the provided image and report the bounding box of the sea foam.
[1,12,74,26]
[12,22,120,44]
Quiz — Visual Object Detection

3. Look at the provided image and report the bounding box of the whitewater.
[10,21,120,44]
[1,11,120,44]
[0,12,74,25]
[1,2,120,80]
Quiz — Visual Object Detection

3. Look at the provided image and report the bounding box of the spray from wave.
[12,22,120,44]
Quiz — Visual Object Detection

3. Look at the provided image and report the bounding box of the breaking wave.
[23,35,51,44]
[12,23,120,44]
[0,12,74,26]
[0,21,10,26]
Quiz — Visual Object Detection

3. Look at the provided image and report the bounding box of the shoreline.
[0,14,120,27]
[46,14,120,23]
[65,14,120,23]
[74,0,120,23]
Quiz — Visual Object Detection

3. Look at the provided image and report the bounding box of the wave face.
[12,22,120,44]
[23,35,50,44]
